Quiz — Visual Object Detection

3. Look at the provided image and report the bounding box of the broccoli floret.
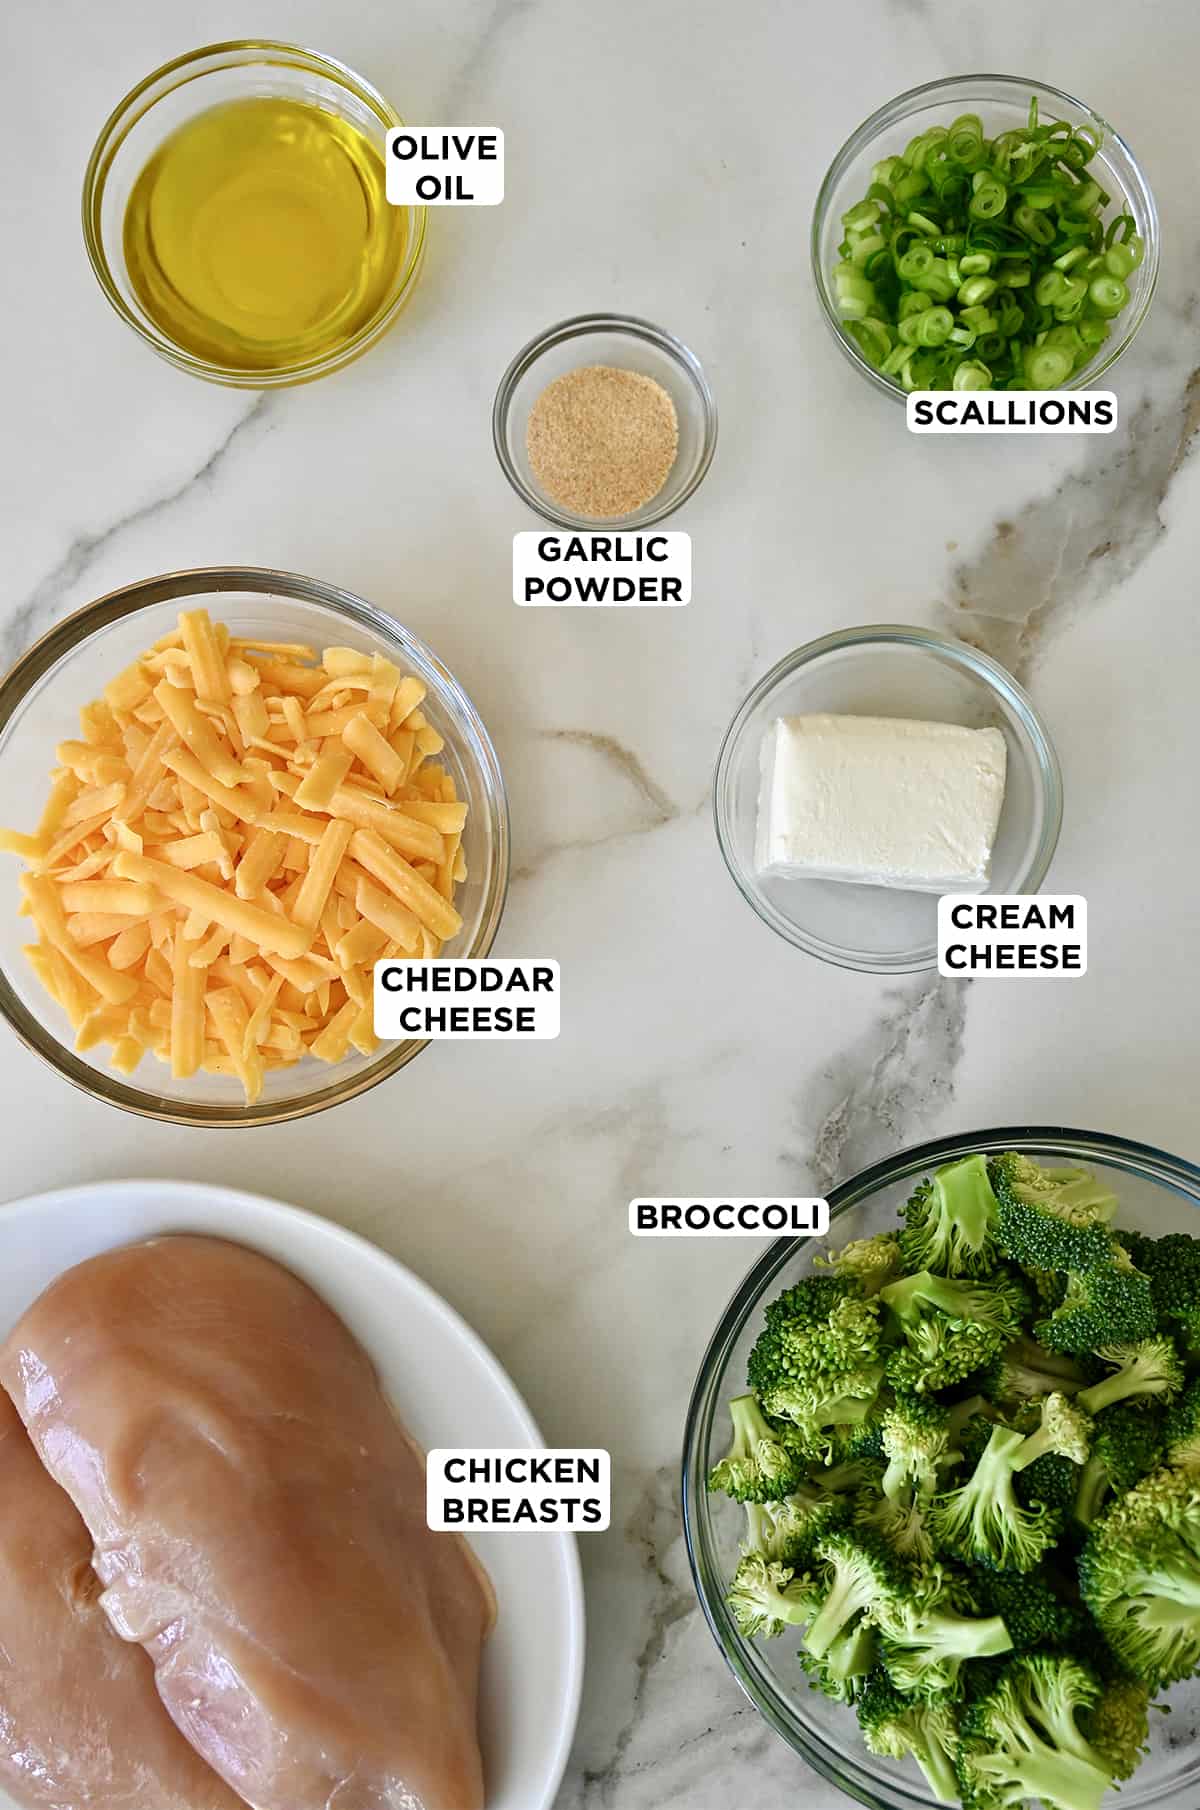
[1164,1376,1200,1472]
[1075,1338,1185,1417]
[979,1335,1087,1407]
[900,1153,1002,1279]
[952,1406,1000,1473]
[967,1565,1088,1652]
[799,1619,879,1703]
[1083,1675,1157,1782]
[725,1550,819,1640]
[742,1485,854,1569]
[707,1394,807,1502]
[1130,1232,1200,1358]
[881,1394,952,1503]
[957,1653,1114,1810]
[747,1276,886,1454]
[1036,1247,1157,1357]
[1114,1226,1156,1270]
[871,1563,1013,1699]
[814,1234,904,1295]
[1024,1264,1068,1312]
[821,1456,882,1495]
[880,1270,1028,1394]
[989,1153,1118,1272]
[1079,1464,1200,1686]
[1074,1403,1167,1527]
[1013,1391,1093,1468]
[1020,1453,1086,1522]
[803,1528,906,1662]
[857,1669,963,1802]
[858,1489,937,1564]
[797,1387,890,1470]
[930,1424,1063,1573]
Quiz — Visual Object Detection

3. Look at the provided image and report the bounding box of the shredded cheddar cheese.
[3,610,469,1104]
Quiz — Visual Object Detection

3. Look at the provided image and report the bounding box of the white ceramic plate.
[0,1180,584,1810]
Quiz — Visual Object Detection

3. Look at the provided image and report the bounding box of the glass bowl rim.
[810,72,1161,405]
[711,622,1064,974]
[81,38,429,389]
[491,311,719,529]
[0,565,510,1127]
[682,1123,1200,1806]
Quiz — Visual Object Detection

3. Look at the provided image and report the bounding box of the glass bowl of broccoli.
[683,1128,1200,1810]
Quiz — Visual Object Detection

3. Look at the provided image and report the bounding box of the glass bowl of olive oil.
[83,42,428,387]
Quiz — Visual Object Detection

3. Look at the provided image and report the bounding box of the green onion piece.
[1054,245,1089,273]
[892,169,929,205]
[1027,345,1074,387]
[947,113,985,164]
[914,306,954,347]
[1014,204,1056,244]
[907,210,942,237]
[958,275,998,307]
[1067,179,1103,214]
[842,200,881,233]
[846,318,893,368]
[959,251,993,276]
[1103,244,1135,280]
[849,232,887,267]
[897,242,935,281]
[1088,273,1129,316]
[1054,275,1089,319]
[923,259,958,302]
[872,156,906,187]
[897,289,933,321]
[953,360,992,390]
[968,177,1007,221]
[1035,269,1067,306]
[833,263,876,319]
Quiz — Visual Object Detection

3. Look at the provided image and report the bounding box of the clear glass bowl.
[83,41,428,387]
[811,74,1160,403]
[683,1126,1200,1810]
[0,568,509,1126]
[492,314,718,529]
[713,625,1062,974]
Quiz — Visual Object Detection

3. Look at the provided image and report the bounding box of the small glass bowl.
[493,314,717,529]
[812,74,1160,403]
[83,41,428,388]
[683,1126,1200,1810]
[0,568,509,1127]
[713,625,1062,973]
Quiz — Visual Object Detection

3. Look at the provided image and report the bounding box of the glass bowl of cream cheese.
[712,624,1062,974]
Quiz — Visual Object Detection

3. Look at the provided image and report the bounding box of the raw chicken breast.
[1,1237,494,1810]
[0,1387,240,1810]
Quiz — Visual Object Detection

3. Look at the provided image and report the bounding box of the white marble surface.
[3,1,1200,1805]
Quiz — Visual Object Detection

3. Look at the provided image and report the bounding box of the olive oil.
[123,97,408,373]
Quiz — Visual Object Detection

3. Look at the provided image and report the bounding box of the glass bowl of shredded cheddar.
[0,569,509,1125]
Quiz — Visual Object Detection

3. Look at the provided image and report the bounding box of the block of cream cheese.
[755,713,1007,893]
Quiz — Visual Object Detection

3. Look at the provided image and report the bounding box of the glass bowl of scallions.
[812,75,1159,399]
